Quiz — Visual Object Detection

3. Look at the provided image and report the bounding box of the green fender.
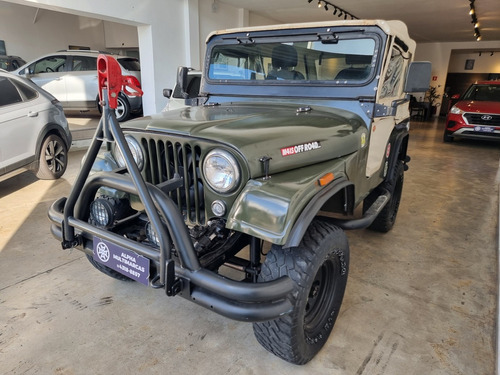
[226,157,352,246]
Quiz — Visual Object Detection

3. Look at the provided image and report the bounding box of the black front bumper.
[48,171,293,322]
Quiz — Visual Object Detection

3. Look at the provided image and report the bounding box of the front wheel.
[253,220,349,365]
[35,134,68,179]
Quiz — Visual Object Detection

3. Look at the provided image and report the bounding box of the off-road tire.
[35,134,68,180]
[253,220,349,365]
[365,160,404,232]
[86,254,134,282]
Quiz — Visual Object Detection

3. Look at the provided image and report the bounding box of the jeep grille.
[140,137,205,225]
[464,113,500,126]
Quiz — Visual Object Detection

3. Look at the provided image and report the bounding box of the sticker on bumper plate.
[93,236,150,285]
[474,126,494,133]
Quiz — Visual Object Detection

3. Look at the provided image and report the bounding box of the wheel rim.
[304,258,337,337]
[45,138,66,173]
[115,98,125,119]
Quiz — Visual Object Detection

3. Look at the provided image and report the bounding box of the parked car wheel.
[115,95,131,122]
[253,220,349,365]
[35,134,68,180]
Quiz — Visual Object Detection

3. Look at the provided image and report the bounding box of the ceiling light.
[307,0,358,20]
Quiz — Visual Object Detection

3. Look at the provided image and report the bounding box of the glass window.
[208,38,376,83]
[118,58,140,71]
[0,57,9,70]
[32,56,67,74]
[0,77,23,107]
[380,47,405,99]
[13,80,38,101]
[463,84,500,101]
[71,56,97,71]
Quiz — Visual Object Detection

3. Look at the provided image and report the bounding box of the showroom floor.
[0,117,498,374]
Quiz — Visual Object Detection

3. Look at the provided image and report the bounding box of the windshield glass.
[462,84,500,101]
[208,38,376,83]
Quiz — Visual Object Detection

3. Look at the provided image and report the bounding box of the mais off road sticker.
[281,141,321,157]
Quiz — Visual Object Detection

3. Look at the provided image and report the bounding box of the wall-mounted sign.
[465,59,475,70]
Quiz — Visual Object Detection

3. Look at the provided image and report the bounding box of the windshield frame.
[202,25,387,99]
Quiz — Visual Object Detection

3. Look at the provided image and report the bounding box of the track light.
[468,1,482,41]
[308,1,358,20]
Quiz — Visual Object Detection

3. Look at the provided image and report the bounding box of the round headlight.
[203,149,240,193]
[113,135,144,170]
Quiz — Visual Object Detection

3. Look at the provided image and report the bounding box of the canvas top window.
[207,36,377,84]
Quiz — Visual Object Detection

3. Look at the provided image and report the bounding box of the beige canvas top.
[207,19,416,55]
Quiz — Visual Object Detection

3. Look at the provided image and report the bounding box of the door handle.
[28,111,39,117]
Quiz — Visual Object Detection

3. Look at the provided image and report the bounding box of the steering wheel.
[46,67,54,72]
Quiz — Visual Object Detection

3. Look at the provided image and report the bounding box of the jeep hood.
[125,103,367,178]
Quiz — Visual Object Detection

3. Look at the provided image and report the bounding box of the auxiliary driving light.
[90,198,115,228]
[146,221,161,247]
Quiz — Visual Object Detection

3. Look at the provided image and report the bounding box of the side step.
[330,191,391,230]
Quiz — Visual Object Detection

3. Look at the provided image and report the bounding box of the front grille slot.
[464,113,500,127]
[141,137,205,225]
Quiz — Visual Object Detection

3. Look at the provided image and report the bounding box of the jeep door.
[366,44,410,177]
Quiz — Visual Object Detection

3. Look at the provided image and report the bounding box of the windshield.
[208,37,376,83]
[462,84,500,101]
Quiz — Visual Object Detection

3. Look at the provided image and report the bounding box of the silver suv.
[0,70,71,181]
[14,50,141,122]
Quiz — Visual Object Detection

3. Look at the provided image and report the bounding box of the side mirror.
[404,62,432,93]
[451,94,460,100]
[176,66,189,99]
[163,88,172,98]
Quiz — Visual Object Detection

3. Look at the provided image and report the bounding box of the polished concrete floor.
[0,117,498,374]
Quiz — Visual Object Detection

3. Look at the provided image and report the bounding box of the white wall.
[0,2,107,60]
[2,0,188,115]
[447,51,500,73]
[415,40,500,110]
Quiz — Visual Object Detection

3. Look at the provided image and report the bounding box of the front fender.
[226,157,351,245]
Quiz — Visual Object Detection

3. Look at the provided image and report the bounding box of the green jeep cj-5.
[49,20,431,364]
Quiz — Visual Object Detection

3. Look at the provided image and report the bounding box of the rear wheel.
[253,220,349,365]
[35,134,68,179]
[365,160,404,232]
[115,95,131,122]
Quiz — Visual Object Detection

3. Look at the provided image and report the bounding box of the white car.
[14,50,142,122]
[162,70,201,111]
[0,70,72,181]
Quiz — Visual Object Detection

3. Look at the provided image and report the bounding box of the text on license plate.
[93,236,150,285]
[474,126,494,133]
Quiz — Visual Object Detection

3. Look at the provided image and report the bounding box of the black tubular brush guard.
[48,55,293,322]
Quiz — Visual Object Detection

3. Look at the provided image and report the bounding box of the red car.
[443,80,500,142]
